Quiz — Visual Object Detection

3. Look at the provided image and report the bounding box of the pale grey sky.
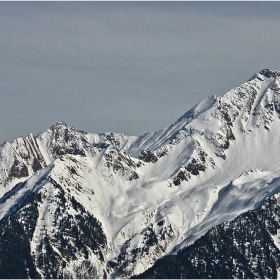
[1,2,280,144]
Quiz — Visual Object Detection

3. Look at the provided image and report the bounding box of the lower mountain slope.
[2,145,280,278]
[0,160,109,279]
[134,186,280,279]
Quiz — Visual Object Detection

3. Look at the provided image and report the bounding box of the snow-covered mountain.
[1,69,280,278]
[135,184,280,279]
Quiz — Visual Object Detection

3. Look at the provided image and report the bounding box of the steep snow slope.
[136,182,280,279]
[1,69,280,278]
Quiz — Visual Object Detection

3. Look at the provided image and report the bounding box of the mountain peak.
[258,69,280,78]
[49,122,68,133]
[248,69,280,82]
[51,121,67,129]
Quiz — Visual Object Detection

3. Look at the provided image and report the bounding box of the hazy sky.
[1,2,280,144]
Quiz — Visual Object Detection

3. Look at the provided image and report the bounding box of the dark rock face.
[173,169,190,186]
[116,221,175,278]
[0,176,109,279]
[138,150,158,163]
[104,147,139,181]
[131,255,199,279]
[134,191,280,279]
[185,157,206,176]
[26,134,47,172]
[173,141,208,186]
[129,171,139,181]
[259,69,280,78]
[11,134,47,173]
[0,134,47,187]
[9,157,29,179]
[49,122,88,158]
[0,193,41,279]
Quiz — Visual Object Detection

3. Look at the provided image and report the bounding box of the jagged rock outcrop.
[0,133,46,196]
